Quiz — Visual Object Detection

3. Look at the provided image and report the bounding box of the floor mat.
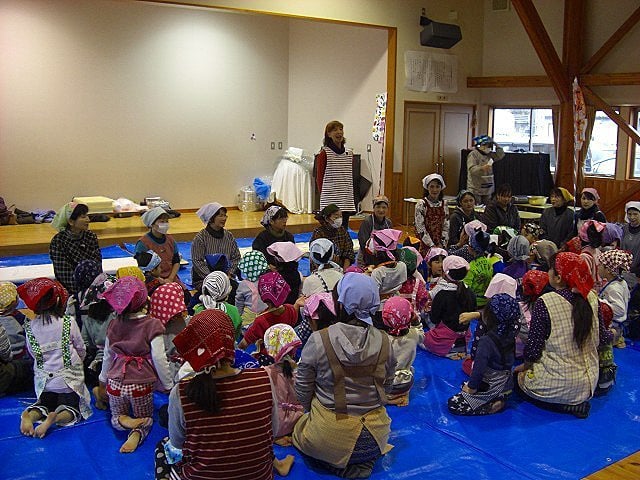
[2,345,639,480]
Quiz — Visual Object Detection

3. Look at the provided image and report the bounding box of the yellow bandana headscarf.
[116,266,145,282]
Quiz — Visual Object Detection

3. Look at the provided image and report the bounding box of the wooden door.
[403,105,440,224]
[440,105,473,195]
[402,103,474,225]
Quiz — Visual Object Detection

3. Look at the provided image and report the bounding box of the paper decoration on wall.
[404,51,458,93]
[372,92,387,143]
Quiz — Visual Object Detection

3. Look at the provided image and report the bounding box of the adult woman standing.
[155,309,293,479]
[310,204,355,271]
[315,121,356,229]
[135,207,181,285]
[191,202,241,293]
[515,252,613,418]
[49,202,102,294]
[357,195,392,267]
[293,273,395,478]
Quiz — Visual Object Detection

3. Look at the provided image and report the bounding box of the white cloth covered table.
[271,159,313,214]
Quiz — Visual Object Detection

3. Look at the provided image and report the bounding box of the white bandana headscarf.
[309,238,340,271]
[200,271,232,311]
[196,202,223,225]
[625,201,640,223]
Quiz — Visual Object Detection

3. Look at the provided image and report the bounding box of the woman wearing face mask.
[135,207,181,285]
[310,204,355,271]
[50,202,102,294]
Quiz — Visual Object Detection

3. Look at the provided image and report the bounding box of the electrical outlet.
[278,142,283,150]
[270,142,275,150]
[437,94,448,101]
[366,144,372,152]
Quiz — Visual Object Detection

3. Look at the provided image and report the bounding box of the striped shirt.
[176,369,274,480]
[0,324,12,362]
[319,146,356,211]
[191,228,241,291]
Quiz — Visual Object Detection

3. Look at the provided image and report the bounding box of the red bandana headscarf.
[554,252,593,299]
[17,278,69,312]
[521,270,549,298]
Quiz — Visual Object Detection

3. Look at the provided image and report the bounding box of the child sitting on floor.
[150,283,189,380]
[18,278,92,438]
[79,273,116,409]
[382,296,424,406]
[423,256,476,358]
[295,292,337,347]
[66,259,103,329]
[238,271,302,352]
[0,282,32,396]
[136,250,164,296]
[598,250,632,353]
[236,250,269,326]
[98,276,173,453]
[397,247,431,326]
[194,272,242,340]
[448,293,520,416]
[262,323,304,446]
[517,270,550,358]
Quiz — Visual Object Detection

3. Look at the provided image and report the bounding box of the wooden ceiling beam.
[562,0,586,78]
[467,72,640,88]
[582,86,640,148]
[511,0,571,102]
[581,5,640,74]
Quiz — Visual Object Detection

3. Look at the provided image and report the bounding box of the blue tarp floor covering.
[1,235,640,479]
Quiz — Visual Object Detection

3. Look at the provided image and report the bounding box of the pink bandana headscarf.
[382,296,413,336]
[258,271,291,307]
[302,292,336,320]
[267,242,303,263]
[368,228,402,260]
[578,219,605,242]
[100,276,148,314]
[581,188,600,202]
[263,323,301,363]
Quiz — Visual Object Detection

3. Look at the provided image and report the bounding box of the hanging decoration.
[572,77,588,198]
[372,93,387,196]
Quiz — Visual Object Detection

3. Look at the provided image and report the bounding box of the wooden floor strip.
[583,451,640,480]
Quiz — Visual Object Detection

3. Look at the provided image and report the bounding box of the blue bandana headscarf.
[489,293,520,337]
[337,273,380,325]
[73,260,103,291]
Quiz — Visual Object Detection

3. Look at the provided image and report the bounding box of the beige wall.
[287,20,388,205]
[0,0,486,213]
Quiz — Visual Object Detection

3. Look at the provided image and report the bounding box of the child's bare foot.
[20,411,37,437]
[273,455,294,476]
[34,413,57,438]
[120,431,142,453]
[489,399,506,414]
[118,415,151,430]
[93,386,108,410]
[274,435,292,446]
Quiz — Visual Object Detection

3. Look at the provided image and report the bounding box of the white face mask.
[330,218,343,229]
[155,222,170,234]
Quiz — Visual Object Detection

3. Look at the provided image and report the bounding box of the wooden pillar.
[556,101,577,191]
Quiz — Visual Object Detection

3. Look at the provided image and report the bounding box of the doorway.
[402,103,474,225]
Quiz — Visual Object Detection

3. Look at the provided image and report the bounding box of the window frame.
[489,106,556,171]
[584,109,620,178]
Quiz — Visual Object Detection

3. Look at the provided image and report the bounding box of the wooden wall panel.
[584,177,640,222]
[390,172,405,226]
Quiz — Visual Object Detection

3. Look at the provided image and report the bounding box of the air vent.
[492,0,510,12]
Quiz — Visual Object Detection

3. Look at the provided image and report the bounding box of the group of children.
[3,186,640,478]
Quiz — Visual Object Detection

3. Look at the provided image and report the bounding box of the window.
[633,111,640,178]
[492,108,556,170]
[585,110,618,177]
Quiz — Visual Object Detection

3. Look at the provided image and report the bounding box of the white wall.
[287,20,388,205]
[0,0,290,210]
